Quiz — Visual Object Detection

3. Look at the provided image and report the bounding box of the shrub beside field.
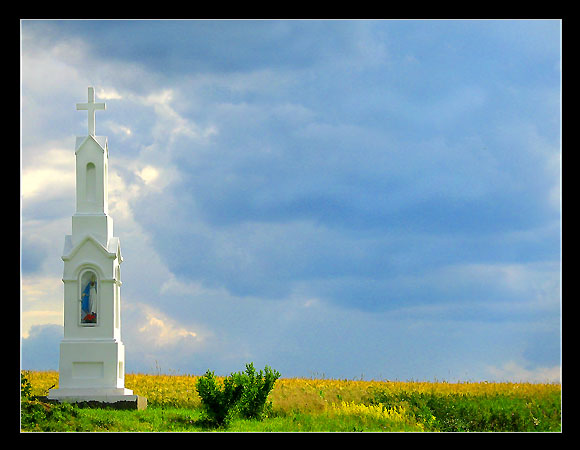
[195,363,281,426]
[21,370,561,432]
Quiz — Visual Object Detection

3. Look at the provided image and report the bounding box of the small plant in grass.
[21,370,79,431]
[195,363,281,427]
[238,363,281,420]
[195,369,245,427]
[21,370,33,399]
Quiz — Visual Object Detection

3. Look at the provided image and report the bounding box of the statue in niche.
[80,272,97,324]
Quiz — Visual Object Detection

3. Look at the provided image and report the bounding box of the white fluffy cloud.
[486,361,561,383]
[21,275,63,338]
[134,304,202,348]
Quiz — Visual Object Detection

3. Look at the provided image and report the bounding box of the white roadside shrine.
[48,87,145,409]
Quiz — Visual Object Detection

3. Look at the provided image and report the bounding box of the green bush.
[195,369,245,427]
[21,398,79,431]
[369,389,561,432]
[21,370,33,399]
[238,363,281,420]
[21,371,80,431]
[195,363,281,427]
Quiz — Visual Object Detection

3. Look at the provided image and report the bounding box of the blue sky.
[21,19,561,382]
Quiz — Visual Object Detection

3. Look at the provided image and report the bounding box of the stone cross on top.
[76,87,106,136]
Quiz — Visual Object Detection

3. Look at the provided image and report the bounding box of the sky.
[20,19,561,383]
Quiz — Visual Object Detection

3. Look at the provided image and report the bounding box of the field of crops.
[22,371,562,432]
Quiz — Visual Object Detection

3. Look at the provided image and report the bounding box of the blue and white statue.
[81,276,97,323]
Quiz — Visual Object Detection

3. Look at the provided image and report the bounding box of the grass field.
[21,370,561,432]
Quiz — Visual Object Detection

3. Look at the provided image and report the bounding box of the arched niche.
[79,267,99,325]
[86,162,96,202]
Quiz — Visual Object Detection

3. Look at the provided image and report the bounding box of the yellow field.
[25,370,561,417]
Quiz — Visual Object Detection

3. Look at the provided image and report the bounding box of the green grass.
[20,371,561,432]
[20,404,425,432]
[20,396,560,432]
[21,402,198,432]
[369,389,562,432]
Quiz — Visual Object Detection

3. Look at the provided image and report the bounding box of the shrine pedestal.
[44,391,147,410]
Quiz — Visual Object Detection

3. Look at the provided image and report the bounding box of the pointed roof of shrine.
[75,135,108,156]
[62,234,121,262]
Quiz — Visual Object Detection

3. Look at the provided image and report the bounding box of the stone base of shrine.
[47,388,147,410]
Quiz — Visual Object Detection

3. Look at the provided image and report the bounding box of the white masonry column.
[49,87,144,408]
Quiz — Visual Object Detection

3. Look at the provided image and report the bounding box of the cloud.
[24,20,391,76]
[122,300,221,374]
[21,238,48,274]
[97,88,123,100]
[136,305,201,348]
[21,311,62,339]
[138,88,218,146]
[485,361,561,383]
[106,121,132,139]
[133,158,561,308]
[136,166,159,185]
[20,20,561,381]
[21,275,64,337]
[21,324,62,371]
[21,147,75,200]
